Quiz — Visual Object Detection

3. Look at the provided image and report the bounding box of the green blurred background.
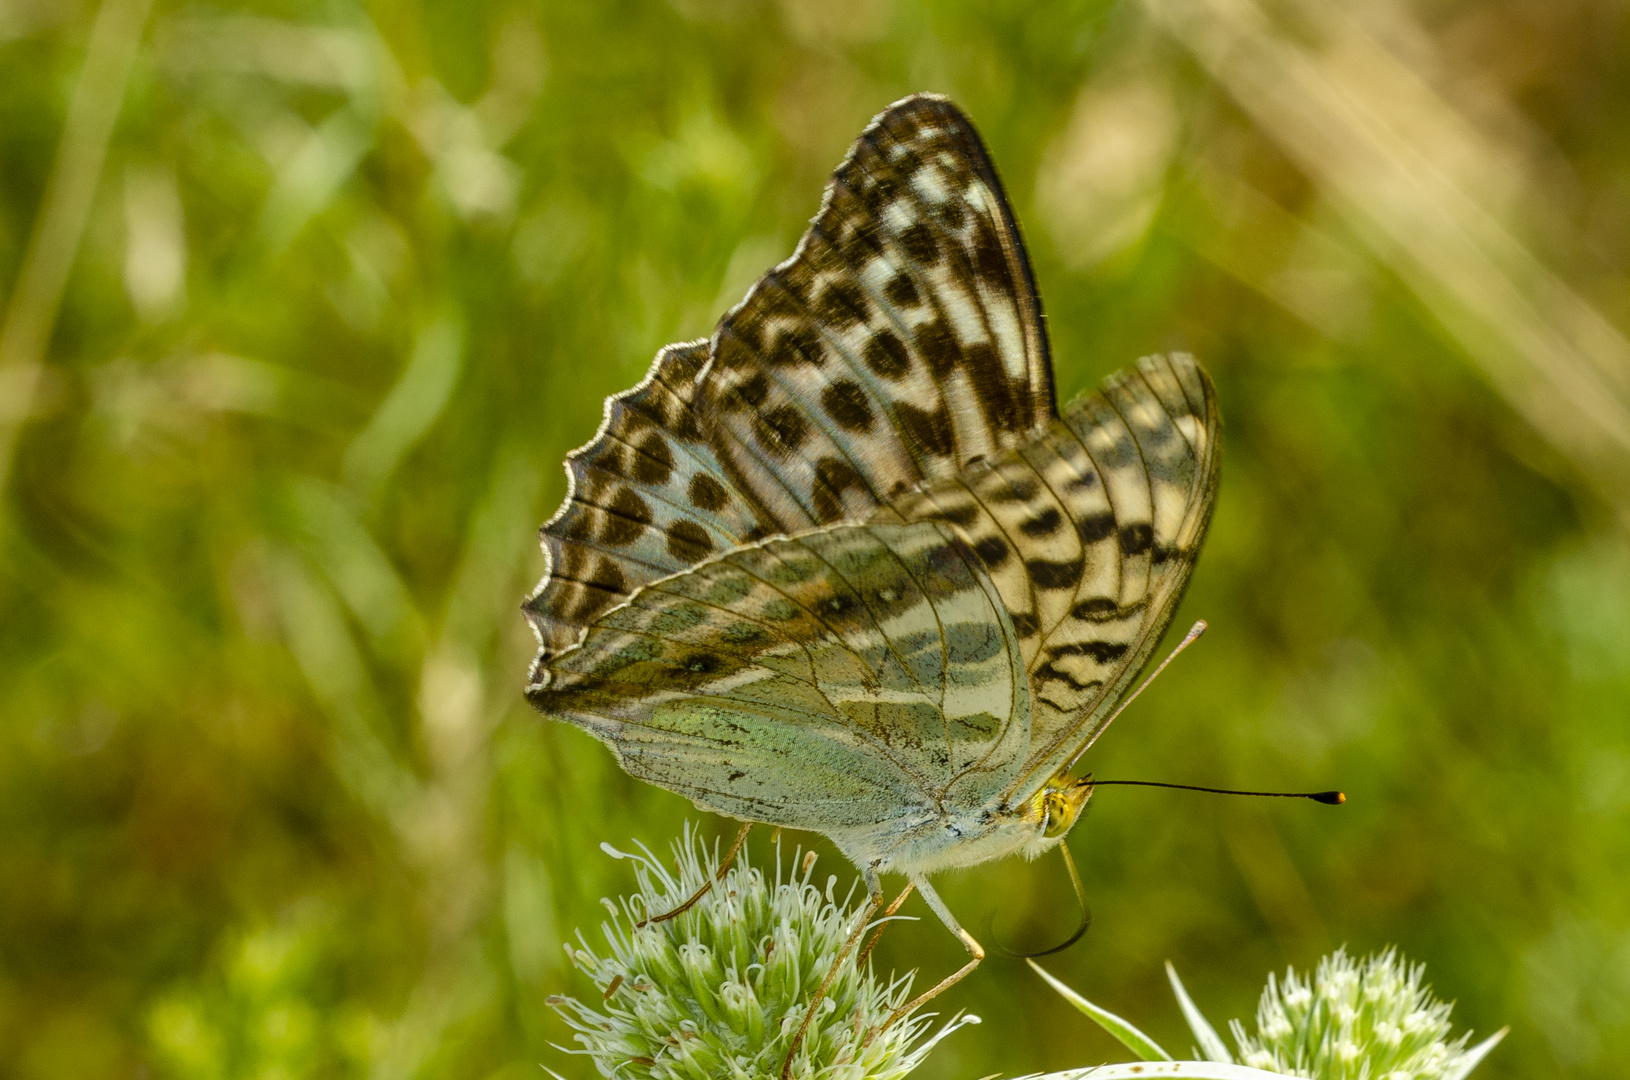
[4,0,1629,1077]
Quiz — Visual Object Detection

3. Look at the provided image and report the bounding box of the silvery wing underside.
[523,94,1220,854]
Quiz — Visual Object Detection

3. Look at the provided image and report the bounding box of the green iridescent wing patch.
[536,521,1030,831]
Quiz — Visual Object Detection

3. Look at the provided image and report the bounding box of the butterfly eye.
[1041,792,1076,838]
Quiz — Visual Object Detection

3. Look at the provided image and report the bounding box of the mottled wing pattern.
[879,354,1220,801]
[531,522,1031,831]
[523,343,776,666]
[698,93,1055,533]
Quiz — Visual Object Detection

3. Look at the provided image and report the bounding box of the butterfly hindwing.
[530,521,1031,832]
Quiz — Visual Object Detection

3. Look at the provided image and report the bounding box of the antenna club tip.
[1315,791,1346,805]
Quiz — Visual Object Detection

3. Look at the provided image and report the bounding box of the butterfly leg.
[874,877,983,1034]
[780,863,885,1080]
[637,821,751,927]
[856,881,915,967]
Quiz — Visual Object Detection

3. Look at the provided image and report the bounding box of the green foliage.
[2,2,1628,1080]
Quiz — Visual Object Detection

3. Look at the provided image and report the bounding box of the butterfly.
[523,93,1219,1053]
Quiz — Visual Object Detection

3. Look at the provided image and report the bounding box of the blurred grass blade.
[1444,1028,1509,1080]
[0,0,154,491]
[1166,961,1233,1063]
[344,309,466,499]
[1027,960,1172,1062]
[1146,0,1630,520]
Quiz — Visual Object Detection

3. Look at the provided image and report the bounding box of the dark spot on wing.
[822,380,875,432]
[935,502,980,527]
[601,489,652,546]
[682,652,723,675]
[1119,523,1154,556]
[973,535,1009,568]
[820,593,860,619]
[864,330,911,380]
[962,343,1024,431]
[993,477,1038,503]
[585,442,625,478]
[633,433,674,486]
[971,220,1009,283]
[896,401,954,458]
[1019,508,1062,537]
[845,220,886,260]
[716,329,755,370]
[1070,597,1121,621]
[588,558,627,596]
[1078,513,1116,544]
[817,280,867,328]
[914,320,960,379]
[757,405,810,455]
[1049,640,1130,663]
[666,520,714,562]
[884,272,920,308]
[1027,557,1085,591]
[899,222,941,266]
[813,457,866,524]
[1033,661,1104,694]
[689,473,729,512]
[736,372,770,408]
[770,325,824,367]
[1009,610,1039,638]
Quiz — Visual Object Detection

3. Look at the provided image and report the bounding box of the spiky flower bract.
[1229,948,1479,1080]
[548,826,976,1080]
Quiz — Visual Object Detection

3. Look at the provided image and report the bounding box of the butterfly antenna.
[991,841,1091,958]
[1091,779,1345,804]
[1067,620,1207,772]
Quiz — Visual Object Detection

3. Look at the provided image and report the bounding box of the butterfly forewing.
[523,342,777,666]
[524,95,1054,672]
[1013,355,1220,798]
[701,94,1055,533]
[883,353,1220,803]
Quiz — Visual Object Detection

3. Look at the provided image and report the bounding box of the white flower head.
[1230,947,1483,1080]
[548,825,976,1080]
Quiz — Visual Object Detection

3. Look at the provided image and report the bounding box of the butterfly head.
[1022,773,1094,857]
